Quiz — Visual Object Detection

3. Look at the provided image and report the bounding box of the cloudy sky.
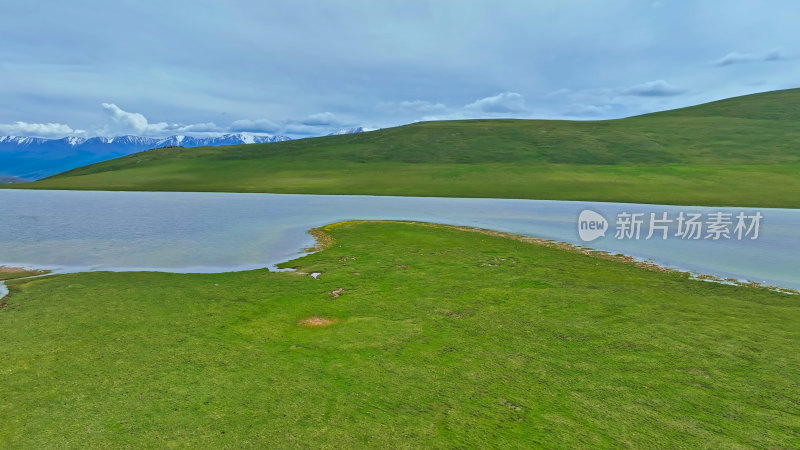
[1,0,798,138]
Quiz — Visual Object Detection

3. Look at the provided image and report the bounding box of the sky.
[0,0,798,139]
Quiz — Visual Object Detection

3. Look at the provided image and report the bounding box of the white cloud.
[100,103,229,136]
[0,121,82,137]
[619,80,685,97]
[465,92,528,113]
[101,103,169,135]
[171,122,223,133]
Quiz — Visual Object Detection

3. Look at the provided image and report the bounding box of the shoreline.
[4,190,797,292]
[5,188,800,211]
[0,266,51,279]
[2,221,798,297]
[307,221,800,296]
[0,267,53,304]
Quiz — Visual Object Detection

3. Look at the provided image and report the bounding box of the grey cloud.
[230,114,357,137]
[544,89,571,98]
[398,100,447,112]
[712,50,786,66]
[1,1,798,132]
[230,119,281,133]
[619,80,685,97]
[376,100,448,118]
[561,104,612,117]
[416,92,534,122]
[300,112,340,126]
[764,49,785,61]
[281,123,331,135]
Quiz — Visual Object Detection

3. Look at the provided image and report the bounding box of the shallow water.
[1,189,798,290]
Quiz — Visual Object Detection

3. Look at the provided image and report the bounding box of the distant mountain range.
[0,128,368,180]
[0,176,26,184]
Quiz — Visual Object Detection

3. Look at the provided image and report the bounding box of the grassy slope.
[1,222,798,447]
[16,89,800,207]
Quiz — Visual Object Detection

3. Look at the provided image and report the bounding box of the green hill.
[639,88,800,121]
[17,88,800,207]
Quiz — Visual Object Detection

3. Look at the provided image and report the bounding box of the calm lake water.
[1,189,799,290]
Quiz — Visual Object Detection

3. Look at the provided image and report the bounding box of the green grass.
[2,222,798,447]
[13,88,800,207]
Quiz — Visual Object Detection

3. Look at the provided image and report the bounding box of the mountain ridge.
[0,132,291,147]
[1,128,375,180]
[0,133,291,180]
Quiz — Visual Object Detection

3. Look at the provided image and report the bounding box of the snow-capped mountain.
[327,127,370,136]
[0,136,50,146]
[0,133,291,180]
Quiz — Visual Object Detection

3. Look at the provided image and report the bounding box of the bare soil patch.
[304,228,335,252]
[297,316,338,328]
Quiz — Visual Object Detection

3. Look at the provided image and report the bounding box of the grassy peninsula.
[1,222,798,447]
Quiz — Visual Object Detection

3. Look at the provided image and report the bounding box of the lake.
[1,189,799,290]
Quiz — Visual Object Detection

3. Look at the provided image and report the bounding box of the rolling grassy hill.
[16,88,800,207]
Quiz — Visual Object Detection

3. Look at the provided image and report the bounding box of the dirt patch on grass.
[439,309,469,318]
[297,316,338,328]
[328,288,344,298]
[304,228,335,252]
